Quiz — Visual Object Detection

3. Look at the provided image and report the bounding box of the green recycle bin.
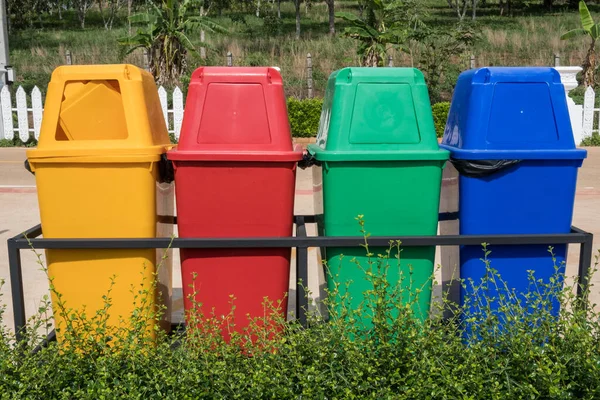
[308,68,449,326]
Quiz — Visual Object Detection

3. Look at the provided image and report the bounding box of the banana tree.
[336,0,406,67]
[119,0,226,86]
[561,0,600,87]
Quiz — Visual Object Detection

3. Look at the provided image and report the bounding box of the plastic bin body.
[440,67,587,327]
[168,67,303,340]
[26,65,173,342]
[309,68,449,326]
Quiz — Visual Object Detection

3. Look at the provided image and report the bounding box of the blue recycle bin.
[440,67,587,328]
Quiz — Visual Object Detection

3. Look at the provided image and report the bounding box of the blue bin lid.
[440,67,587,160]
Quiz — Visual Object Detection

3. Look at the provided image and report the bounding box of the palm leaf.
[186,17,228,34]
[561,28,588,40]
[174,31,198,53]
[344,26,376,39]
[129,13,151,24]
[592,22,600,39]
[335,12,361,22]
[580,0,594,32]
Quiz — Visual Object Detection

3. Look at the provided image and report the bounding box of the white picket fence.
[582,86,599,137]
[0,85,185,142]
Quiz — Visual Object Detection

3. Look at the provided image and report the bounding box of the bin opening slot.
[56,80,128,141]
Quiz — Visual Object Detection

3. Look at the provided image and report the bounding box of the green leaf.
[560,28,588,40]
[335,12,361,22]
[129,13,151,24]
[580,0,594,32]
[174,31,197,53]
[592,23,600,39]
[344,26,375,39]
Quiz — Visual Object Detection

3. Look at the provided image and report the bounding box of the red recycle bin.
[168,67,303,339]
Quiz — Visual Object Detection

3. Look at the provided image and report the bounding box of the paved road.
[1,147,598,334]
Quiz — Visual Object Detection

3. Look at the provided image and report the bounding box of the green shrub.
[2,230,600,399]
[431,101,450,138]
[0,136,37,147]
[581,132,600,146]
[287,97,323,138]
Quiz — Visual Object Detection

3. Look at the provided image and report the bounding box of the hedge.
[287,97,323,138]
[1,238,600,398]
[432,101,450,138]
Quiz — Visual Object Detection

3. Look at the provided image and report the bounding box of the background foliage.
[432,101,450,137]
[1,241,600,398]
[287,97,323,137]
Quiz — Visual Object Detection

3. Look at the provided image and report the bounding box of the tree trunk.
[295,0,301,39]
[99,0,107,29]
[278,0,281,18]
[583,39,597,87]
[128,0,133,35]
[326,0,335,35]
[472,0,476,20]
[363,49,380,67]
[200,30,206,59]
[256,0,260,17]
[79,9,86,29]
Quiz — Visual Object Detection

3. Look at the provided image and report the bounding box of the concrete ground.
[1,147,599,334]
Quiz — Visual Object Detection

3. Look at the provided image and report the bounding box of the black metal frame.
[7,214,594,343]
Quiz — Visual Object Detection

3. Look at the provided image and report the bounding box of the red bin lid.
[168,67,303,162]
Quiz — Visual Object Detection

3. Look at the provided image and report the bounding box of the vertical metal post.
[387,54,393,67]
[8,239,26,342]
[469,54,476,69]
[226,52,233,67]
[142,48,150,71]
[0,0,9,85]
[306,53,313,99]
[65,50,72,65]
[577,233,594,306]
[554,53,560,67]
[295,216,308,327]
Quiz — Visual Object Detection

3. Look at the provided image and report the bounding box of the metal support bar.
[7,217,594,340]
[12,231,589,250]
[8,238,26,343]
[577,232,594,304]
[295,216,308,327]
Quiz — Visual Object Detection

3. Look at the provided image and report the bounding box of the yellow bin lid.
[28,64,171,162]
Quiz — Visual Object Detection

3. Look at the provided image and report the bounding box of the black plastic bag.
[158,153,174,184]
[298,152,321,169]
[24,160,34,175]
[450,158,521,178]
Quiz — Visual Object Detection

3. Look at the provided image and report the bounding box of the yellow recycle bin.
[27,65,174,343]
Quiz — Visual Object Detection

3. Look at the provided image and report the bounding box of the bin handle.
[24,160,34,175]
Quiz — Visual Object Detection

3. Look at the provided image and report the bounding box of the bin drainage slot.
[56,80,128,141]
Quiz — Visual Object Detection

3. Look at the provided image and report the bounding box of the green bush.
[287,97,323,138]
[581,132,600,146]
[431,101,450,138]
[2,229,600,398]
[0,136,37,147]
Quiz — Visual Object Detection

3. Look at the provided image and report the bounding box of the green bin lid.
[308,67,448,162]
